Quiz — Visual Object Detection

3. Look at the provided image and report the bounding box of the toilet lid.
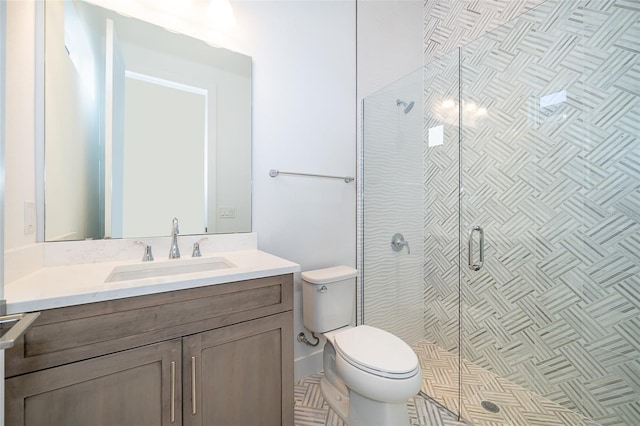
[334,325,419,379]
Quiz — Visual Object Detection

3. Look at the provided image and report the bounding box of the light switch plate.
[219,207,235,218]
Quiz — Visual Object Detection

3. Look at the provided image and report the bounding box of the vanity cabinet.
[6,339,183,426]
[183,313,291,426]
[4,274,294,426]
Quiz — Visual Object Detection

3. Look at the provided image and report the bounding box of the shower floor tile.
[413,341,601,426]
[294,373,468,426]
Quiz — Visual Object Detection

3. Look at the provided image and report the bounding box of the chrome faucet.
[169,217,180,259]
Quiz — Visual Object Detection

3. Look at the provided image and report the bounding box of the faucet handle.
[192,237,208,257]
[134,241,154,262]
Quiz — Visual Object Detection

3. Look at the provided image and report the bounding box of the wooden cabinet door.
[183,312,293,426]
[5,339,182,426]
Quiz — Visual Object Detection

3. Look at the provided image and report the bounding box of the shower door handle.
[468,226,484,271]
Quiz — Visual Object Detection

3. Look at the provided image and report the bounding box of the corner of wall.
[294,349,323,383]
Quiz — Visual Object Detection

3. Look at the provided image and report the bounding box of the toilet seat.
[333,325,419,379]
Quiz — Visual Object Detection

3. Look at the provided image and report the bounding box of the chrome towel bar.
[269,169,354,183]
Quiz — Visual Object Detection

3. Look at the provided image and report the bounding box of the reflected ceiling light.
[208,0,237,29]
[434,98,489,126]
[428,125,444,147]
[540,90,566,109]
[442,99,455,109]
[465,101,477,112]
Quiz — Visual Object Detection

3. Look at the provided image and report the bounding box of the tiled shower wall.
[423,0,640,424]
[423,0,546,65]
[360,0,544,341]
[422,0,546,363]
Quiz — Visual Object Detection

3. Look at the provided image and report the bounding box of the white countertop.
[5,250,300,314]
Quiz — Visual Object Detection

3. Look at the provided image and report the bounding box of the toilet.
[302,266,422,425]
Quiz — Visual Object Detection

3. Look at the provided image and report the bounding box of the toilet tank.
[302,266,357,333]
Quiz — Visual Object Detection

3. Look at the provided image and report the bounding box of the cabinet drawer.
[6,274,293,377]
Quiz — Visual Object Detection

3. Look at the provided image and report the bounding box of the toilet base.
[348,391,409,426]
[320,375,349,421]
[320,371,412,426]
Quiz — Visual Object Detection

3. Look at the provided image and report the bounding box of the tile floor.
[414,341,599,426]
[294,341,601,425]
[294,373,467,426]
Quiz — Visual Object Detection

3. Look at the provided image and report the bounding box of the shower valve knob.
[391,233,410,254]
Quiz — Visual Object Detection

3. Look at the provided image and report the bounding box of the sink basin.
[105,257,235,282]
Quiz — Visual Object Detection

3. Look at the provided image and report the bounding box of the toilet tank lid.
[301,266,357,284]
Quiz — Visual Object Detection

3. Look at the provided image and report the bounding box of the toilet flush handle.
[318,285,328,293]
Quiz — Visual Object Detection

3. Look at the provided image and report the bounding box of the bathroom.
[0,0,638,425]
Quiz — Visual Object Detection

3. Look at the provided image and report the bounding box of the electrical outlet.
[219,207,235,218]
[24,201,36,234]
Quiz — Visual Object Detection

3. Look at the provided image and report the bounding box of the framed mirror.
[43,0,252,241]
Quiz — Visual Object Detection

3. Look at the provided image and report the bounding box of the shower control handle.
[468,226,484,271]
[391,233,410,254]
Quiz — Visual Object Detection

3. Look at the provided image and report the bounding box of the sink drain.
[481,400,500,413]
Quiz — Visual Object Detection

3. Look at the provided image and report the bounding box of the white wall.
[5,0,357,380]
[357,0,423,100]
[357,0,423,330]
[5,1,37,250]
[1,0,7,419]
[232,1,357,380]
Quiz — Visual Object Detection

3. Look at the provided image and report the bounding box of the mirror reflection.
[44,0,252,241]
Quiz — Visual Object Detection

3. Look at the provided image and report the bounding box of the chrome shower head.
[396,99,415,114]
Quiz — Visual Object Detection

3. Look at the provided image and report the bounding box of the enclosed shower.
[360,0,639,425]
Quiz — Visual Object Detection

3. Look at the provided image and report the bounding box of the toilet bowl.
[302,266,422,425]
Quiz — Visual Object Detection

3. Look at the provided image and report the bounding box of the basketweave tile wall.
[423,0,639,424]
[358,0,542,340]
[422,0,547,368]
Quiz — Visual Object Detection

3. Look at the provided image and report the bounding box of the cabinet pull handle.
[170,361,176,423]
[191,356,197,415]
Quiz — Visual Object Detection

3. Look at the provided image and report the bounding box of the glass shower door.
[363,51,464,419]
[421,47,462,418]
[361,68,424,346]
[460,1,640,425]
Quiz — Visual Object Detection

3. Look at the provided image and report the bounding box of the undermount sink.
[105,256,235,282]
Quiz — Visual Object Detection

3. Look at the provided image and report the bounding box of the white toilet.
[302,266,422,426]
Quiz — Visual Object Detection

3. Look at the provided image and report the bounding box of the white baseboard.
[294,349,323,382]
